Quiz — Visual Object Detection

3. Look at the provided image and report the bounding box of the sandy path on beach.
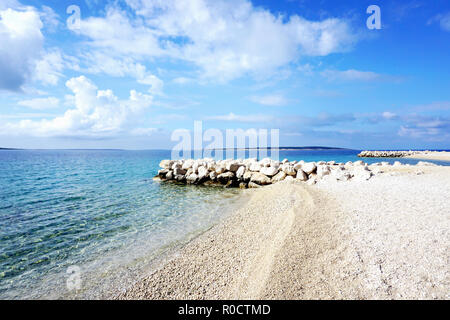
[117,166,450,300]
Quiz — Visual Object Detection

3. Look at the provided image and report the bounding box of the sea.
[1,149,449,299]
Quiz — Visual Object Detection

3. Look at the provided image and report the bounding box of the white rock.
[260,166,279,177]
[317,165,331,178]
[282,164,296,176]
[250,172,271,185]
[215,166,226,174]
[271,171,287,183]
[182,159,194,170]
[159,160,174,169]
[249,163,262,172]
[197,166,209,179]
[236,166,246,179]
[302,162,317,174]
[186,173,198,183]
[296,169,308,181]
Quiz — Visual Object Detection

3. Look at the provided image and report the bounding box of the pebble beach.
[117,152,450,300]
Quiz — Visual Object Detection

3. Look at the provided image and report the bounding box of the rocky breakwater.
[358,150,425,158]
[154,158,396,188]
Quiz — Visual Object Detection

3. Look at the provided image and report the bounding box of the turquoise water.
[0,149,448,299]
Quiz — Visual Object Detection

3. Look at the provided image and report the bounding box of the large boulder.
[215,165,226,174]
[249,163,262,172]
[316,165,331,178]
[226,162,241,172]
[259,158,272,167]
[243,171,253,182]
[260,166,279,177]
[250,172,271,185]
[171,162,182,170]
[197,166,209,180]
[186,173,198,184]
[166,170,174,180]
[217,172,235,184]
[236,166,246,180]
[271,171,287,183]
[182,159,194,170]
[282,164,296,176]
[209,171,217,181]
[302,162,317,174]
[174,167,187,176]
[296,169,308,181]
[159,160,174,169]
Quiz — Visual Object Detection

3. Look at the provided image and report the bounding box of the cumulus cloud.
[74,0,359,82]
[4,76,154,137]
[0,6,44,91]
[80,52,164,95]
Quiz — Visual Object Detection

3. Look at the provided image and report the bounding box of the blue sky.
[0,0,449,149]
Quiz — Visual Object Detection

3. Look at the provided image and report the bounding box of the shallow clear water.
[0,149,448,299]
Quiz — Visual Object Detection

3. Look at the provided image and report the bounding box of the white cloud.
[206,112,273,122]
[0,6,44,91]
[249,94,288,106]
[4,76,154,137]
[382,111,397,120]
[321,69,382,82]
[18,97,59,110]
[80,52,163,94]
[75,0,358,82]
[172,77,193,84]
[428,12,450,32]
[39,5,60,31]
[33,49,65,86]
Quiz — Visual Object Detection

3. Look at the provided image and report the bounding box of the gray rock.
[174,167,187,176]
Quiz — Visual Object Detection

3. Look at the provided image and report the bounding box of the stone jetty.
[358,150,426,158]
[153,158,418,188]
